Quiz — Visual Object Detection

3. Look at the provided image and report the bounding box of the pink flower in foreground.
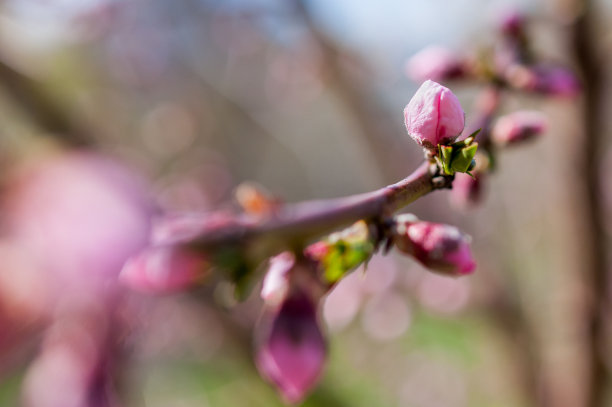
[120,245,208,293]
[256,290,326,404]
[404,80,465,151]
[492,110,548,146]
[5,152,153,295]
[405,46,465,83]
[392,215,476,276]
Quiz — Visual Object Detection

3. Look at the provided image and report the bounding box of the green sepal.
[318,220,375,284]
[439,145,454,175]
[466,128,481,140]
[321,239,373,283]
[450,143,478,174]
[435,132,480,176]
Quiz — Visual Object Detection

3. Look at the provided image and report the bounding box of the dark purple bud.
[255,290,327,404]
[499,10,526,38]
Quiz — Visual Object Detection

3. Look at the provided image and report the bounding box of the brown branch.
[189,161,449,258]
[0,58,92,147]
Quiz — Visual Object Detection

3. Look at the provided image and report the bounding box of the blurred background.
[0,0,610,406]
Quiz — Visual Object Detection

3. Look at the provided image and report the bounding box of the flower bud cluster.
[403,10,574,210]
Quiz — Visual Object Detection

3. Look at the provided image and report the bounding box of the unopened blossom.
[404,80,465,150]
[120,245,208,293]
[261,252,295,307]
[450,172,484,210]
[392,215,476,276]
[498,9,525,38]
[530,65,580,97]
[256,289,326,404]
[492,110,548,146]
[405,46,465,82]
[507,64,580,98]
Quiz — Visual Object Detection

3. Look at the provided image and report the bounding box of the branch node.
[432,175,454,189]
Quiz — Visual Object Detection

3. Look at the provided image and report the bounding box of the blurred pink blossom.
[507,64,580,98]
[405,46,465,83]
[5,152,154,296]
[22,304,119,407]
[119,244,208,294]
[119,211,237,294]
[498,9,525,38]
[492,110,548,146]
[404,80,465,151]
[417,273,471,314]
[451,172,484,210]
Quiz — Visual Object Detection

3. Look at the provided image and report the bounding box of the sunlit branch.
[188,161,451,258]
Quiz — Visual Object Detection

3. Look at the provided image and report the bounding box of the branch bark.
[189,162,450,258]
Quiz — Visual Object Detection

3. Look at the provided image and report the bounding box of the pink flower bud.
[392,215,476,276]
[261,252,294,307]
[450,172,484,209]
[492,110,548,146]
[498,10,525,38]
[404,80,465,150]
[405,46,465,83]
[530,65,580,97]
[256,290,326,404]
[120,245,207,293]
[507,64,580,98]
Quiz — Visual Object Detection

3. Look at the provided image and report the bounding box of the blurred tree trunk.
[567,1,610,406]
